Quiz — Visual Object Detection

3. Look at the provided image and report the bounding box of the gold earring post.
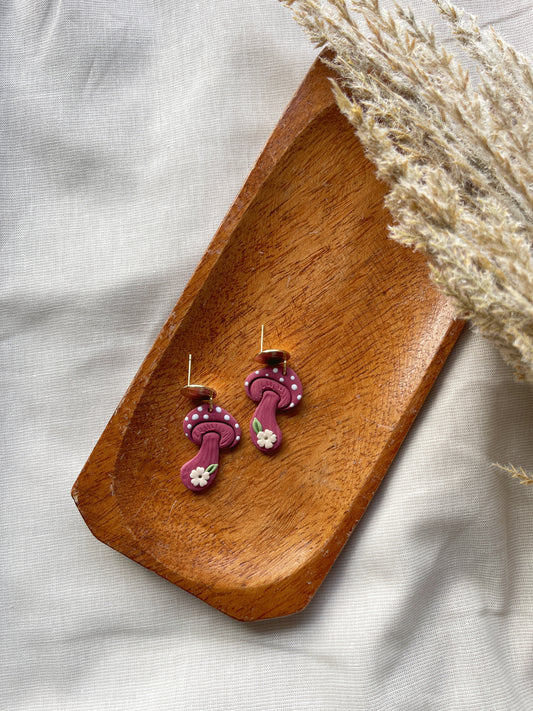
[254,326,290,374]
[181,354,216,409]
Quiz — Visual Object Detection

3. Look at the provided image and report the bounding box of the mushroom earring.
[180,355,241,491]
[244,326,303,454]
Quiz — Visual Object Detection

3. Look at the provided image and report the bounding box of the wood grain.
[72,54,463,621]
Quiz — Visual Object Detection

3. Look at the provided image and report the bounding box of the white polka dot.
[255,370,259,374]
[197,406,203,412]
[273,368,278,373]
[290,375,295,380]
[265,373,269,377]
[203,414,209,420]
[289,403,295,408]
[187,424,192,429]
[216,406,222,413]
[236,436,240,441]
[291,384,297,391]
[192,414,199,420]
[279,377,284,383]
[244,381,249,387]
[185,416,188,421]
[224,414,230,421]
[185,433,188,437]
[235,423,240,429]
[297,394,302,400]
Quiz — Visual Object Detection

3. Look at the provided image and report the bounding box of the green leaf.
[252,418,263,434]
[206,463,218,475]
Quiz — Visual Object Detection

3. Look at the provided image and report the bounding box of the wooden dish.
[72,54,462,621]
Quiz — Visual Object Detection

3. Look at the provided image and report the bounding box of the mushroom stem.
[180,431,221,491]
[251,389,282,453]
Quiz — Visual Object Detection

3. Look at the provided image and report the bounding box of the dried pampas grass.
[493,463,533,485]
[282,0,533,384]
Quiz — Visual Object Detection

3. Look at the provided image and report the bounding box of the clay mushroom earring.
[244,327,303,454]
[180,355,240,491]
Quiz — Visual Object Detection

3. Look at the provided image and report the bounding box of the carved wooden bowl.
[72,55,462,621]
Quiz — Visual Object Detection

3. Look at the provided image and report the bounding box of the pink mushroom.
[244,365,303,453]
[181,404,240,491]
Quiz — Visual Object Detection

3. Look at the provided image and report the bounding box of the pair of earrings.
[180,329,303,492]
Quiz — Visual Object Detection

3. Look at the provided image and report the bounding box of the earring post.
[182,354,217,403]
[254,324,291,368]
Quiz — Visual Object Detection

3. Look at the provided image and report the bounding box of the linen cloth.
[2,1,533,709]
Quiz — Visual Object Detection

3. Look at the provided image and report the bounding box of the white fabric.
[2,1,533,709]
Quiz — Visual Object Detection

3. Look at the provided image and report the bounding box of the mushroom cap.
[183,404,241,448]
[244,365,303,410]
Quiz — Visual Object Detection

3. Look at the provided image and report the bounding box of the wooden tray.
[72,54,462,621]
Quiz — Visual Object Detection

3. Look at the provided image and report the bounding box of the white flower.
[256,429,277,449]
[190,467,210,487]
